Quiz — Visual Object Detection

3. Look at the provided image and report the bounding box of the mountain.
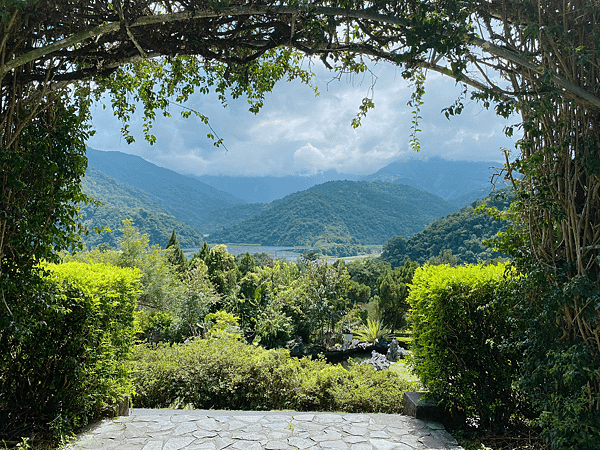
[191,171,362,204]
[86,148,246,230]
[81,167,205,248]
[361,157,504,205]
[208,181,458,248]
[79,203,205,249]
[379,187,515,266]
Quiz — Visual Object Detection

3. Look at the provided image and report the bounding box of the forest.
[380,187,515,266]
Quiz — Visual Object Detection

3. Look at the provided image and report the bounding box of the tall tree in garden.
[0,0,599,445]
[376,260,418,332]
[204,245,239,298]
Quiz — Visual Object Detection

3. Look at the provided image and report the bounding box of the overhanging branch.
[1,4,599,110]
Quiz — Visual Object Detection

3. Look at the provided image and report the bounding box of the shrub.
[0,261,140,442]
[131,334,419,412]
[510,270,600,449]
[408,263,520,427]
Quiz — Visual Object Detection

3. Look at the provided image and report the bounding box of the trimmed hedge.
[0,262,140,441]
[408,263,520,426]
[131,332,419,413]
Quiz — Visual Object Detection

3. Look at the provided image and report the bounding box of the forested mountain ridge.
[380,187,515,266]
[82,150,508,258]
[79,203,205,249]
[83,167,172,213]
[208,181,457,249]
[80,167,205,248]
[86,148,246,229]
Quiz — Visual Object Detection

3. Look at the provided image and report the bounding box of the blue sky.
[87,59,518,177]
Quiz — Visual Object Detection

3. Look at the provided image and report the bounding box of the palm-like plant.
[353,318,392,345]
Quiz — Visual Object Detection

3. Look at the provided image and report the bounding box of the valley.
[82,148,511,261]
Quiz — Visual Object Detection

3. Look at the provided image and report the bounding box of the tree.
[376,260,418,332]
[166,229,188,269]
[236,252,256,277]
[204,244,239,298]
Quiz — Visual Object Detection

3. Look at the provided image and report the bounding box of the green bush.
[131,334,419,412]
[408,263,520,427]
[509,269,600,449]
[0,261,140,441]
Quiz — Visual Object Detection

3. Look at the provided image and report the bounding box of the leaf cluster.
[408,263,522,428]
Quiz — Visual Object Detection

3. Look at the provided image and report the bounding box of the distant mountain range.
[86,148,246,230]
[362,157,504,204]
[191,172,362,204]
[82,149,507,254]
[191,157,503,206]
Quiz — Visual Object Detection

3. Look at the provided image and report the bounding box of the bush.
[510,270,600,449]
[131,334,419,412]
[0,261,140,442]
[408,263,520,427]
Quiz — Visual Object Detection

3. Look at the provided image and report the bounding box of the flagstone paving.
[65,409,463,450]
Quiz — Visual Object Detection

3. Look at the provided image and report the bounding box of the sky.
[87,59,519,178]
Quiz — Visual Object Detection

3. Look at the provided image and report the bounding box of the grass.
[389,361,421,384]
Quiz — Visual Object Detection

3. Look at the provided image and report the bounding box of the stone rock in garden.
[348,338,361,350]
[386,339,406,362]
[359,350,391,370]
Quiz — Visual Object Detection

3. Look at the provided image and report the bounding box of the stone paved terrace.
[64,409,464,450]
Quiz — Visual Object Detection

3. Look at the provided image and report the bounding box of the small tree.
[166,229,187,270]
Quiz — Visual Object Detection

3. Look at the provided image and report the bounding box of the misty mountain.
[191,171,362,204]
[361,157,505,205]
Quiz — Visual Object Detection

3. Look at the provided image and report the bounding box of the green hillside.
[83,167,172,213]
[198,203,268,234]
[380,187,515,266]
[86,148,246,229]
[80,204,205,249]
[208,181,457,247]
[81,167,205,248]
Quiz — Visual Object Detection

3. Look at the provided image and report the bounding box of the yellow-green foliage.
[408,263,519,426]
[131,334,419,413]
[0,261,140,440]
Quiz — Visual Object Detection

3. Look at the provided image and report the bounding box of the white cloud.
[87,59,517,177]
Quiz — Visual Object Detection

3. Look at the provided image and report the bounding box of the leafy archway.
[1,0,599,445]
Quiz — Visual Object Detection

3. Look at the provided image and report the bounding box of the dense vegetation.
[132,328,418,412]
[409,264,519,427]
[380,188,514,266]
[0,261,140,444]
[209,181,457,248]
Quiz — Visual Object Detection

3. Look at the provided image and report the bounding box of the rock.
[358,350,391,370]
[386,339,406,362]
